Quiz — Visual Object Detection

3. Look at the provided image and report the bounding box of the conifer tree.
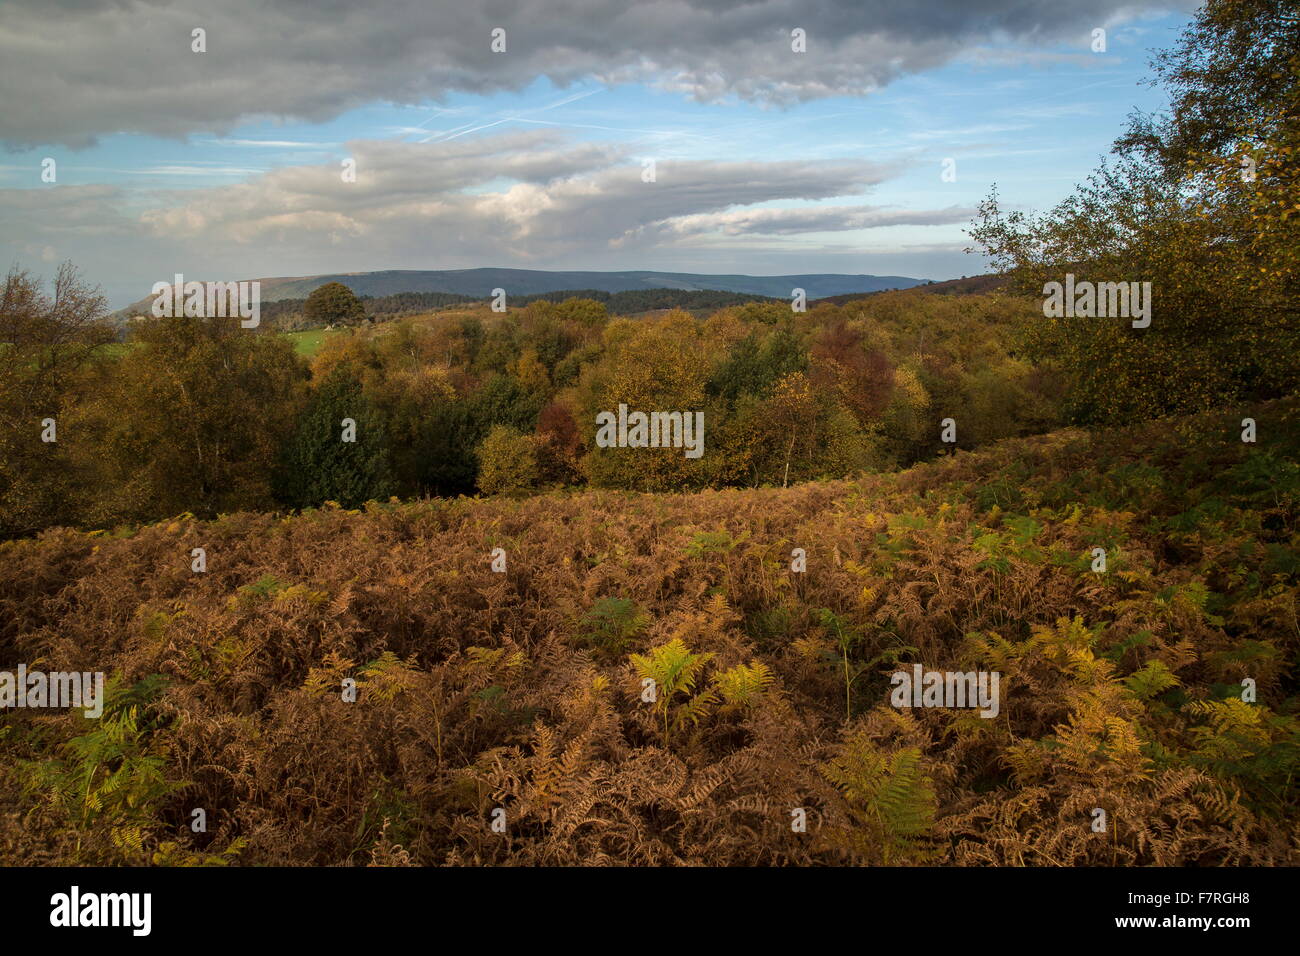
[276,370,394,508]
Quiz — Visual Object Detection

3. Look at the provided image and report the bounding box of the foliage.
[822,731,936,864]
[275,369,395,509]
[14,675,182,864]
[2,398,1296,865]
[0,263,113,536]
[578,597,649,657]
[475,424,540,496]
[967,0,1300,422]
[630,638,716,742]
[65,314,308,525]
[304,282,367,327]
[5,279,1068,534]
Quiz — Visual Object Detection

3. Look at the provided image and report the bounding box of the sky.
[0,0,1200,308]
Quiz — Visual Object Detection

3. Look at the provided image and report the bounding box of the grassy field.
[285,327,332,358]
[284,311,481,358]
[2,398,1297,866]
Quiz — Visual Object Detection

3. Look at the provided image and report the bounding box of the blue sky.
[0,1,1195,307]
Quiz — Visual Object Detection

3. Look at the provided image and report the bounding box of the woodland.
[0,0,1296,866]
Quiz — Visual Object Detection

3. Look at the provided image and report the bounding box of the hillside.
[262,286,786,332]
[813,273,1008,306]
[256,268,927,300]
[3,400,1296,866]
[109,268,926,321]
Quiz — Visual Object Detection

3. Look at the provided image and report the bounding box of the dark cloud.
[0,0,1194,147]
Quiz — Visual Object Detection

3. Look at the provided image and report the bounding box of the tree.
[304,282,367,327]
[510,348,550,393]
[0,263,113,536]
[535,399,582,484]
[706,326,807,403]
[275,369,395,509]
[1115,0,1299,177]
[552,297,607,327]
[476,424,539,495]
[968,0,1300,421]
[66,315,307,525]
[878,366,932,466]
[809,318,894,426]
[723,371,872,486]
[582,310,712,491]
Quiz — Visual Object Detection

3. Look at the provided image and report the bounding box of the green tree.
[552,297,607,327]
[707,326,807,403]
[275,370,395,508]
[304,281,367,327]
[722,371,872,487]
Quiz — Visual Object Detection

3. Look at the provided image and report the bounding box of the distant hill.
[811,273,1007,306]
[110,267,925,322]
[238,286,785,330]
[256,268,926,300]
[505,287,782,313]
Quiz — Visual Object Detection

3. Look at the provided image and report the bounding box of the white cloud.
[0,131,976,301]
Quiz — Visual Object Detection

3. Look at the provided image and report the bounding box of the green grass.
[97,329,331,361]
[286,328,332,358]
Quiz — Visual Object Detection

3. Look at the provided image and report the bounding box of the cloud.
[133,133,920,259]
[0,130,970,302]
[0,0,1197,148]
[0,183,134,237]
[636,204,978,239]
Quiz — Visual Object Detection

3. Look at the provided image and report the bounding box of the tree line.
[0,267,1063,536]
[4,0,1296,538]
[251,283,786,332]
